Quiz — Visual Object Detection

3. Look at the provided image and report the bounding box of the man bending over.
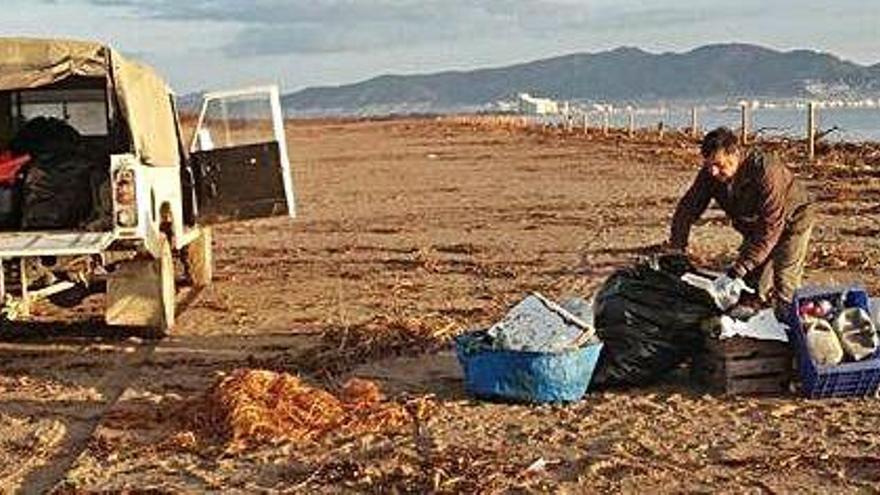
[670,127,815,319]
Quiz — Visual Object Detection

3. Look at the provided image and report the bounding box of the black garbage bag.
[0,185,20,228]
[590,254,720,389]
[12,117,96,230]
[21,155,94,229]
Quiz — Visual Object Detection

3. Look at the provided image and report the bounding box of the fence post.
[658,108,666,140]
[807,101,816,163]
[740,103,750,145]
[583,113,589,136]
[603,109,610,136]
[691,107,699,139]
[628,107,635,138]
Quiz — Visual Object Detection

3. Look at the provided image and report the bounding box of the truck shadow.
[0,284,207,343]
[0,318,135,342]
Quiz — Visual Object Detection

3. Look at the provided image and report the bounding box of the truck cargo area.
[0,76,114,235]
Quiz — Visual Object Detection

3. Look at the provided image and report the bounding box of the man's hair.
[700,127,739,157]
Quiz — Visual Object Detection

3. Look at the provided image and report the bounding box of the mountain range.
[280,43,880,115]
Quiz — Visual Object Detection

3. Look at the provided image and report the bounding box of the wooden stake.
[807,101,816,163]
[603,110,610,136]
[691,107,700,139]
[628,108,635,138]
[740,103,750,145]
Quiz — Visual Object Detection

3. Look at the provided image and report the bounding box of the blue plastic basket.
[454,332,603,403]
[788,286,880,398]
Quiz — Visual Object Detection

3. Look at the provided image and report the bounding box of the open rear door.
[189,85,295,223]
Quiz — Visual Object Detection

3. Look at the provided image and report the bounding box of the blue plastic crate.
[454,332,603,403]
[788,286,880,398]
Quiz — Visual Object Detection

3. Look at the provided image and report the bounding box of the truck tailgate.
[0,232,114,257]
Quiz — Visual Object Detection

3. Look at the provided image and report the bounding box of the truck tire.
[185,226,213,288]
[105,237,176,338]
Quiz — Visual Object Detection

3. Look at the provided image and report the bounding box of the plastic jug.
[804,317,844,366]
[833,307,879,361]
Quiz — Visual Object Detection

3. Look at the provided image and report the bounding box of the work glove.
[711,274,753,311]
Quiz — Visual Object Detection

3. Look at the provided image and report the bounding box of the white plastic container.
[804,317,844,366]
[834,308,879,361]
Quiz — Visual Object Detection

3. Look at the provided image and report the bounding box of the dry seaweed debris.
[191,369,414,449]
[299,314,459,376]
[291,444,527,493]
[809,243,878,271]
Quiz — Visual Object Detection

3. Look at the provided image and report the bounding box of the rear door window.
[13,89,108,136]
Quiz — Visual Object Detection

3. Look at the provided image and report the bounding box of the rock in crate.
[693,337,793,395]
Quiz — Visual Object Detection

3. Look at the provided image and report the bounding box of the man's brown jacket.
[670,151,811,278]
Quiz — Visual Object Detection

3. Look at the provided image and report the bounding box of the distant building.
[495,99,519,112]
[518,93,559,115]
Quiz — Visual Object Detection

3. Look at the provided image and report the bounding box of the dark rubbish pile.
[590,255,721,388]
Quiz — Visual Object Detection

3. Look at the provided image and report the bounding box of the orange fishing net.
[195,369,412,448]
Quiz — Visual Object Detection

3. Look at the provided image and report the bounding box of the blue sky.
[2,0,877,93]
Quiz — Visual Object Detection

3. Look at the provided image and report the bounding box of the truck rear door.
[189,85,295,223]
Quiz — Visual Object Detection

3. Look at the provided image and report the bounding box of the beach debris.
[300,314,458,375]
[190,369,416,448]
[485,293,596,353]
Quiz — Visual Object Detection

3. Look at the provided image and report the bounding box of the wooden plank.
[693,339,793,395]
[722,337,788,354]
[726,352,791,364]
[696,361,789,383]
[716,336,785,351]
[705,337,790,359]
[28,281,76,301]
[725,356,792,377]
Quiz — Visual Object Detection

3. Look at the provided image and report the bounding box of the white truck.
[0,37,296,335]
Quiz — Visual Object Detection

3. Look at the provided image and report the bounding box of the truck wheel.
[105,237,176,338]
[185,226,213,288]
